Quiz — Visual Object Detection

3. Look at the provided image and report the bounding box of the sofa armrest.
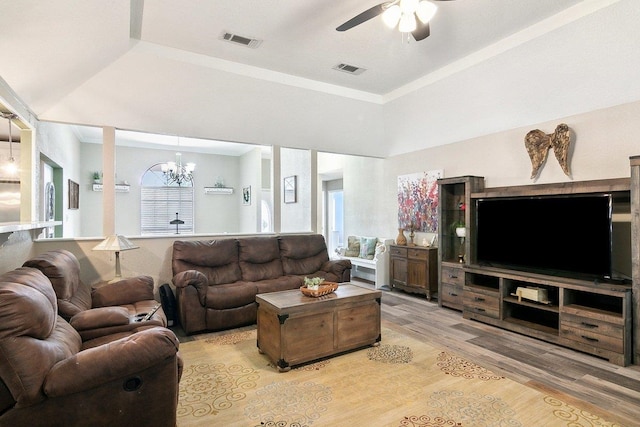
[92,275,155,307]
[69,306,131,331]
[321,259,352,282]
[44,327,179,397]
[172,270,209,306]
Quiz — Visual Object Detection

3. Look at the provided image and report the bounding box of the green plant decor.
[303,277,325,290]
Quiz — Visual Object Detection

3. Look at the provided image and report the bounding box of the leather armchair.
[23,249,166,342]
[0,267,181,427]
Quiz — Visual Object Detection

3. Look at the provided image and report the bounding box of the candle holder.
[409,222,416,246]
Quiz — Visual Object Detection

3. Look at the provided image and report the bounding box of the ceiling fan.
[336,0,454,41]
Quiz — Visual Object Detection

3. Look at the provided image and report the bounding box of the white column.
[102,127,116,236]
[272,145,281,233]
[310,149,318,233]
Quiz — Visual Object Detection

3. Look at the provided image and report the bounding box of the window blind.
[141,186,194,235]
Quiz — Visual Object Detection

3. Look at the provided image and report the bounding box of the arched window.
[140,163,194,235]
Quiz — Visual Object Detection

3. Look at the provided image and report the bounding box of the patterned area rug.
[176,326,624,426]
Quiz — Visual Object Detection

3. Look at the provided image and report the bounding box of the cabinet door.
[391,257,407,285]
[407,260,428,288]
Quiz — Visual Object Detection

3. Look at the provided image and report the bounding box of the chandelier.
[161,152,195,186]
[382,0,438,33]
[1,112,18,175]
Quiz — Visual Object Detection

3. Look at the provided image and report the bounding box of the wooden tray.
[300,282,338,297]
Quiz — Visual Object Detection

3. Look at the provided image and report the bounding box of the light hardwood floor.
[362,281,640,426]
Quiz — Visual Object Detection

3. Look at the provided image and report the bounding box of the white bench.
[335,238,393,290]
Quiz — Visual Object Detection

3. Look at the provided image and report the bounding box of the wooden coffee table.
[256,284,382,371]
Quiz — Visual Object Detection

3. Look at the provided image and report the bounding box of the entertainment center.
[438,175,635,366]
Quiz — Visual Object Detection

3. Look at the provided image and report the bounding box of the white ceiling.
[0,0,639,157]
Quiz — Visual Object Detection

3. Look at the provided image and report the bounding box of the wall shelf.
[92,184,130,192]
[204,187,233,195]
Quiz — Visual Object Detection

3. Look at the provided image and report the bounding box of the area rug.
[176,325,624,427]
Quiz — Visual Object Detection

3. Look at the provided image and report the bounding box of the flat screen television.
[475,194,613,282]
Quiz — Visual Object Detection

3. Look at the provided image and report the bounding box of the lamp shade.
[93,235,138,252]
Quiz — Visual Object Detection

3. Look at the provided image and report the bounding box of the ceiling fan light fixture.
[398,13,417,33]
[416,1,438,23]
[399,0,419,14]
[382,4,401,28]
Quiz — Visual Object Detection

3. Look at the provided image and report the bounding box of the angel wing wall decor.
[524,123,571,179]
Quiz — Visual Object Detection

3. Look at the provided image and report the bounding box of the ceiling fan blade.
[336,3,387,32]
[412,21,430,41]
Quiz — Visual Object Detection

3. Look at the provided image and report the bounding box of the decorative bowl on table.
[300,282,338,297]
[300,277,338,297]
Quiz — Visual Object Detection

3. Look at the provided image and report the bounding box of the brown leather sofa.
[172,234,352,334]
[23,249,166,343]
[0,267,182,427]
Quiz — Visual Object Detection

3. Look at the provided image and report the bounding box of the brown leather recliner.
[0,267,181,427]
[23,249,166,342]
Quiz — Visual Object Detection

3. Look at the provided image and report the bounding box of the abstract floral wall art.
[397,170,442,233]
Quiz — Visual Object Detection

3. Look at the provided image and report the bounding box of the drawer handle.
[449,292,458,297]
[474,297,485,302]
[475,308,486,312]
[581,335,599,343]
[580,322,599,329]
[449,274,458,279]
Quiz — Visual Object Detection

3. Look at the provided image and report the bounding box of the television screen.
[476,194,612,281]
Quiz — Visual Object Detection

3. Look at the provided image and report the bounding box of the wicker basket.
[300,282,338,297]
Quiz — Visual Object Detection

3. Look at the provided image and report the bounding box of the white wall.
[380,100,640,245]
[281,147,312,232]
[80,143,247,236]
[44,44,386,158]
[36,121,82,237]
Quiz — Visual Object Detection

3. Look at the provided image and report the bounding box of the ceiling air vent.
[220,31,262,49]
[333,63,366,75]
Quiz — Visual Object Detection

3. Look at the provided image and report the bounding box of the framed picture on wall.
[284,175,297,204]
[68,179,79,210]
[242,186,251,205]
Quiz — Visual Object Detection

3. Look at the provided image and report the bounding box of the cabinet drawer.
[464,289,499,319]
[561,313,624,338]
[441,265,464,287]
[408,248,428,260]
[390,246,407,257]
[440,283,463,309]
[560,324,623,354]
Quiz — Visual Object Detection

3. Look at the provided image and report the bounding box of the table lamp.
[93,235,139,283]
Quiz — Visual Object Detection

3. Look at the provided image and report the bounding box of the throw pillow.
[359,237,377,260]
[344,236,360,257]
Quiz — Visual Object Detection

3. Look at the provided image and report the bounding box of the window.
[140,163,194,235]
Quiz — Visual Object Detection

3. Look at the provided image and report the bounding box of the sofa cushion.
[172,239,242,285]
[278,234,330,275]
[255,276,302,294]
[0,267,82,407]
[359,237,377,260]
[91,276,155,307]
[23,249,92,317]
[205,282,257,310]
[0,268,58,340]
[238,237,284,281]
[344,236,360,257]
[69,307,131,332]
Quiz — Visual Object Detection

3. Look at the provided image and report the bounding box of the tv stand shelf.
[463,265,632,366]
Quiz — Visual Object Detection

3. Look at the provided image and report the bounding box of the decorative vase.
[396,228,407,246]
